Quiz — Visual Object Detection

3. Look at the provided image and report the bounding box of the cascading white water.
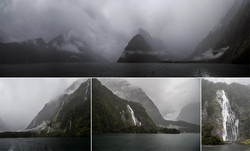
[127,105,137,125]
[127,104,141,126]
[216,90,239,142]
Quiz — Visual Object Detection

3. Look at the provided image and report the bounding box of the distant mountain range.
[0,32,105,64]
[189,0,249,63]
[177,102,200,125]
[99,79,199,133]
[25,79,90,137]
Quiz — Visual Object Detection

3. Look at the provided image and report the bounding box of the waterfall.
[127,105,141,126]
[216,90,239,141]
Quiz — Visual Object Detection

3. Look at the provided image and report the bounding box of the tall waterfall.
[127,105,141,126]
[216,90,239,142]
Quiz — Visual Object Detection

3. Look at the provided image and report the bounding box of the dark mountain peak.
[117,33,159,62]
[125,34,152,51]
[118,28,172,62]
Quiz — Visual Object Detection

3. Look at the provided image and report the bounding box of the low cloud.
[0,0,235,61]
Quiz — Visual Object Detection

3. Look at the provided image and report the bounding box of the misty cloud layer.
[126,78,200,121]
[0,78,79,131]
[207,78,250,86]
[0,0,235,60]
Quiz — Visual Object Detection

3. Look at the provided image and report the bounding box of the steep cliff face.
[26,79,90,136]
[100,79,200,133]
[190,0,250,63]
[92,79,156,133]
[202,80,250,144]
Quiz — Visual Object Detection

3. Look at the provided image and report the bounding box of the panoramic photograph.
[0,0,249,77]
[92,78,200,150]
[0,78,90,150]
[202,79,250,151]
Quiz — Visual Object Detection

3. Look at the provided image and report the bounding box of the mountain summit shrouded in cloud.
[0,0,236,61]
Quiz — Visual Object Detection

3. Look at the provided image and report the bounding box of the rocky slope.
[202,80,250,144]
[190,0,249,63]
[26,79,90,136]
[92,79,157,133]
[100,79,200,133]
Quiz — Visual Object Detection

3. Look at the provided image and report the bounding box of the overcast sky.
[126,78,200,120]
[0,0,235,60]
[206,78,250,85]
[0,78,81,131]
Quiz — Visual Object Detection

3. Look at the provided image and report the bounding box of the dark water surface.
[0,63,249,77]
[203,144,250,151]
[93,133,200,151]
[0,137,90,151]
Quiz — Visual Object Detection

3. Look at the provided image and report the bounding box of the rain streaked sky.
[126,78,200,121]
[0,0,235,60]
[0,78,80,131]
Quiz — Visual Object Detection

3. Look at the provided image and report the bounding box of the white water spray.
[216,90,239,141]
[127,105,141,126]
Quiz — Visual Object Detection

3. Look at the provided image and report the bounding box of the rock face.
[26,79,90,136]
[0,32,105,64]
[202,80,250,143]
[92,79,156,133]
[100,79,200,133]
[190,0,250,63]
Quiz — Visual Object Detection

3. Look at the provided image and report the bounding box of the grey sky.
[126,78,200,120]
[206,78,250,86]
[0,78,80,131]
[0,0,235,60]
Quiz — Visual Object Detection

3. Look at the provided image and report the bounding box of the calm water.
[203,144,250,151]
[0,137,90,151]
[93,133,200,151]
[0,63,249,77]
